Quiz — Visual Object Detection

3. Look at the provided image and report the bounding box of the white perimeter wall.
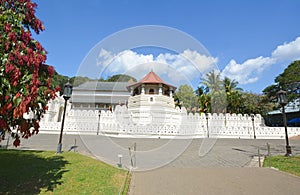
[39,105,300,139]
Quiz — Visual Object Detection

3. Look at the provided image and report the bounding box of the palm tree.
[223,77,242,95]
[223,77,243,113]
[196,86,211,113]
[200,70,223,93]
[200,70,226,113]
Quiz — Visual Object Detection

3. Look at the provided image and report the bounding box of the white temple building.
[71,81,130,111]
[126,71,178,125]
[39,71,300,139]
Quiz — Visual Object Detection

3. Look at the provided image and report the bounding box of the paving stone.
[7,134,300,195]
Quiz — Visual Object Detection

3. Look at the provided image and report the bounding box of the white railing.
[38,106,300,139]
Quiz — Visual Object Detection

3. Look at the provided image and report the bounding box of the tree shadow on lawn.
[0,150,68,194]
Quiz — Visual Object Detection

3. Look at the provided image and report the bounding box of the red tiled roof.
[139,71,164,84]
[127,71,176,89]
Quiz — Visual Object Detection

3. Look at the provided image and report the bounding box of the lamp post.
[56,80,73,154]
[250,114,256,139]
[206,113,209,138]
[97,111,101,135]
[277,89,292,156]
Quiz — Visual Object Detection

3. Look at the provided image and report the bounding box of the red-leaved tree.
[0,0,59,146]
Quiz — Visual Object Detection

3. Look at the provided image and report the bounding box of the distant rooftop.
[71,81,130,104]
[268,98,300,115]
[73,81,130,92]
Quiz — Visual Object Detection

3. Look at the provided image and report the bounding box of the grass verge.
[0,149,129,194]
[120,169,132,195]
[263,155,300,177]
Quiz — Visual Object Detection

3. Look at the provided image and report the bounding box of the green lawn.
[264,156,300,177]
[0,149,129,194]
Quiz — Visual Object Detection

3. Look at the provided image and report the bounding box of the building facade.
[71,81,131,110]
[265,98,300,126]
[38,71,300,139]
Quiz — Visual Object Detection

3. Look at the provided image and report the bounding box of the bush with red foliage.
[0,0,59,146]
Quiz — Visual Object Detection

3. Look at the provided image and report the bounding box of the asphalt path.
[3,134,300,195]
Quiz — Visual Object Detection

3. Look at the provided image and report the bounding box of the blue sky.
[33,0,300,93]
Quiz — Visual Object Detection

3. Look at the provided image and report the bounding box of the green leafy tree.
[226,90,243,113]
[263,84,279,101]
[0,0,58,146]
[237,92,273,115]
[275,60,300,100]
[52,73,137,95]
[264,60,300,102]
[51,71,69,95]
[275,60,300,90]
[71,76,97,87]
[106,74,137,82]
[174,84,198,109]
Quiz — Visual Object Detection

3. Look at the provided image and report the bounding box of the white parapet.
[38,105,300,139]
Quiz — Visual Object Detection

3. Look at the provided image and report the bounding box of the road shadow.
[0,149,68,194]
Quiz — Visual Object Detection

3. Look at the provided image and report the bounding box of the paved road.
[130,167,300,195]
[4,134,300,194]
[8,134,300,169]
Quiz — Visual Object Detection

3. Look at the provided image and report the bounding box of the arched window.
[149,89,154,94]
[133,88,139,96]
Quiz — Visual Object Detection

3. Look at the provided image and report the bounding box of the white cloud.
[222,36,300,84]
[97,49,218,84]
[98,48,114,67]
[222,57,274,84]
[182,49,218,73]
[97,49,154,73]
[97,36,300,86]
[272,37,300,62]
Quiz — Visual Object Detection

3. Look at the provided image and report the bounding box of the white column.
[169,87,173,97]
[130,87,133,96]
[141,84,145,94]
[159,84,162,95]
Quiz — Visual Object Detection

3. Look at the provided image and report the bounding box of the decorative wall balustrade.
[39,105,300,139]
